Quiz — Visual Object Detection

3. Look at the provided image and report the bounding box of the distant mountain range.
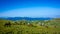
[0,17,53,21]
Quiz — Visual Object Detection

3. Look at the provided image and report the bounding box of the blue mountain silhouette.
[0,17,52,21]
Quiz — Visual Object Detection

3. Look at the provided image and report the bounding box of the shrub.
[0,31,4,34]
[4,22,11,27]
[5,31,14,34]
[17,31,23,34]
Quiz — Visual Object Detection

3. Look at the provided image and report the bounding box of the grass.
[0,18,60,34]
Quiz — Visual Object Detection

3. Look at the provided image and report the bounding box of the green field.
[0,18,60,34]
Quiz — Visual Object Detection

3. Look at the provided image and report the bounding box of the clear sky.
[0,0,60,18]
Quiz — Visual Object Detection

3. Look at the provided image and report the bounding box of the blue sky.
[0,0,60,18]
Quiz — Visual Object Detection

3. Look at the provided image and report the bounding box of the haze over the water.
[0,0,60,18]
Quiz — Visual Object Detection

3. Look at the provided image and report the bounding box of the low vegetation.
[0,18,60,34]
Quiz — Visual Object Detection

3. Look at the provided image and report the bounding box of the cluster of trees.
[4,20,58,28]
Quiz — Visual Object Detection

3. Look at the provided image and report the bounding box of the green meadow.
[0,18,60,34]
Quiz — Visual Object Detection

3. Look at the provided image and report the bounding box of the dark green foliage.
[5,31,14,34]
[41,32,46,34]
[0,31,4,34]
[58,32,60,34]
[4,22,11,27]
[17,31,22,34]
[53,32,57,34]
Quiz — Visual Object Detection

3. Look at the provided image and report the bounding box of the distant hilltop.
[0,17,53,21]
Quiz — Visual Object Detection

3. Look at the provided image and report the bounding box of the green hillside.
[0,18,60,34]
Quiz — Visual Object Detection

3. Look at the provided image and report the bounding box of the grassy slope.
[0,18,60,34]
